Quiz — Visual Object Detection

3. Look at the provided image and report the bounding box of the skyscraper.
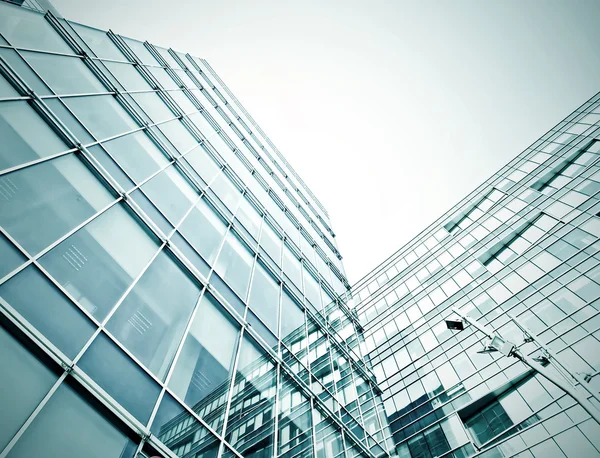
[0,1,391,458]
[3,2,600,458]
[351,90,600,457]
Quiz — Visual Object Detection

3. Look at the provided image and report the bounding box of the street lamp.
[445,306,600,425]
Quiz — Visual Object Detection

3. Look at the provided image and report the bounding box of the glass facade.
[0,2,390,458]
[4,2,600,458]
[352,91,600,457]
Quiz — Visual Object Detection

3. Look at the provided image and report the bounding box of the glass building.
[351,89,600,457]
[0,1,392,458]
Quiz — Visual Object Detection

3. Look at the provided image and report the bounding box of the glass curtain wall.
[0,2,390,458]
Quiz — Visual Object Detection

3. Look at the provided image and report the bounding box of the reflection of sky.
[52,0,600,283]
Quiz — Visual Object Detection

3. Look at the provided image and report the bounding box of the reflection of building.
[0,1,389,457]
[352,93,600,457]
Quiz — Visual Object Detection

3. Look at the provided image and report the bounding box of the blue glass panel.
[0,324,57,450]
[7,381,137,458]
[0,101,70,171]
[0,233,25,279]
[39,203,159,321]
[78,332,161,423]
[0,266,96,358]
[106,250,201,380]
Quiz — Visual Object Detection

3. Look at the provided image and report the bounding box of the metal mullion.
[106,30,138,64]
[0,95,30,102]
[145,42,187,92]
[272,363,281,458]
[42,90,115,99]
[115,41,185,124]
[0,295,73,372]
[0,373,69,458]
[309,397,319,458]
[0,146,78,177]
[153,284,210,405]
[80,124,146,149]
[0,43,80,59]
[98,242,166,332]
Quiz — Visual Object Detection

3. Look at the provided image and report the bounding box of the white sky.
[53,0,600,284]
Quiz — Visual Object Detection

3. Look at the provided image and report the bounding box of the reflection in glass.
[151,392,220,458]
[107,250,201,380]
[281,289,305,343]
[168,292,239,430]
[279,373,313,458]
[7,382,137,458]
[40,203,159,321]
[225,337,276,457]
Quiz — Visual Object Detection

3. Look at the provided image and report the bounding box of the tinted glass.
[40,204,158,320]
[107,250,201,380]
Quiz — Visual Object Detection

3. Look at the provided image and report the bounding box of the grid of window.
[352,89,600,458]
[0,2,390,458]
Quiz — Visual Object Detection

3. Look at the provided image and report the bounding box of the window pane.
[39,203,159,321]
[69,22,126,61]
[22,51,106,95]
[0,324,57,450]
[131,91,174,124]
[211,172,241,211]
[248,262,280,334]
[104,61,152,92]
[0,3,72,53]
[214,231,254,300]
[260,222,282,266]
[303,268,322,310]
[0,266,96,358]
[7,382,136,458]
[226,337,276,457]
[0,101,70,171]
[283,246,302,291]
[157,119,197,154]
[107,250,201,380]
[236,198,262,241]
[184,145,221,185]
[78,332,161,423]
[150,392,220,457]
[141,165,197,225]
[0,72,18,97]
[0,233,25,279]
[101,130,169,184]
[278,373,313,457]
[63,95,139,140]
[168,292,238,428]
[281,289,305,342]
[178,198,227,264]
[0,154,114,254]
